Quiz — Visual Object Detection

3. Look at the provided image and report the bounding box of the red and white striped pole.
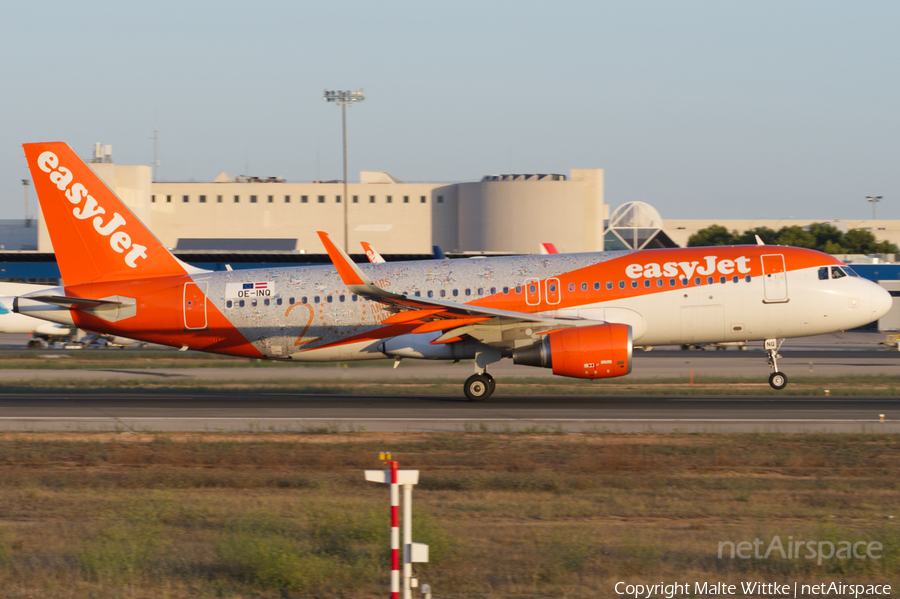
[387,459,400,599]
[365,455,426,599]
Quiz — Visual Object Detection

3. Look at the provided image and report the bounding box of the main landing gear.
[464,372,495,401]
[765,338,788,390]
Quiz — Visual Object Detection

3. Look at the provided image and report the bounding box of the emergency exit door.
[183,282,208,330]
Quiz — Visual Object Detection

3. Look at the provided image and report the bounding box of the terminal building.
[35,158,608,257]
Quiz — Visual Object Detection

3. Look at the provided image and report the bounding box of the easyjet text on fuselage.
[625,256,753,280]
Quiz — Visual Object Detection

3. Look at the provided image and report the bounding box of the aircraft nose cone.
[871,284,893,321]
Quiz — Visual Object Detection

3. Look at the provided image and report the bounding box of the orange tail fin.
[23,142,186,286]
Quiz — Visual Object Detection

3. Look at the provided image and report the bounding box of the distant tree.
[822,240,846,254]
[774,226,817,249]
[842,229,898,254]
[736,227,778,245]
[808,223,844,248]
[685,222,897,253]
[687,225,739,247]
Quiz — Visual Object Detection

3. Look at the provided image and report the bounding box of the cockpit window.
[831,266,847,279]
[818,267,829,280]
[844,267,860,277]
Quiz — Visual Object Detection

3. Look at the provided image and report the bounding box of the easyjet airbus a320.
[15,142,892,399]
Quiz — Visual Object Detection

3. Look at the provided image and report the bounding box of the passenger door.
[761,254,788,303]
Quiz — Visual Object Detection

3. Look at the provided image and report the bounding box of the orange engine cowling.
[512,323,633,379]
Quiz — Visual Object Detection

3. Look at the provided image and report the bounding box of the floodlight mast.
[866,196,883,220]
[323,89,365,249]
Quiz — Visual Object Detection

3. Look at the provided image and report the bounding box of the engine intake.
[513,323,633,379]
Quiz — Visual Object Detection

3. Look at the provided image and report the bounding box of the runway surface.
[0,331,895,433]
[0,392,897,433]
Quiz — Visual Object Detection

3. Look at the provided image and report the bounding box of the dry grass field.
[0,432,898,598]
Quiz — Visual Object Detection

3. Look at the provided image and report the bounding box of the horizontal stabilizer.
[24,295,131,310]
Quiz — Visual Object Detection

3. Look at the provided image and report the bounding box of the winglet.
[361,241,387,264]
[755,235,765,246]
[317,231,373,286]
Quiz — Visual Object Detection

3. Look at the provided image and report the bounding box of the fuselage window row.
[222,272,760,310]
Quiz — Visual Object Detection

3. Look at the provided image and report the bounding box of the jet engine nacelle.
[513,323,633,379]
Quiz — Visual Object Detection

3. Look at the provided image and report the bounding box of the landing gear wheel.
[464,373,494,401]
[483,372,496,395]
[768,372,788,390]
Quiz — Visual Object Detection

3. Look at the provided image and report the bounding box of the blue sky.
[2,1,899,221]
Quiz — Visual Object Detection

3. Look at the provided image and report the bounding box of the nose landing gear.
[765,338,788,390]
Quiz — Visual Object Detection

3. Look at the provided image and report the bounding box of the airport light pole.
[323,89,365,249]
[867,196,883,220]
[22,179,30,227]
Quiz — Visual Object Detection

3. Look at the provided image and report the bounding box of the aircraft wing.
[318,232,601,346]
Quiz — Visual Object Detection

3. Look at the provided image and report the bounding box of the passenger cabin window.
[581,283,588,291]
[643,280,650,288]
[327,296,333,303]
[226,300,233,308]
[606,282,612,290]
[515,286,522,294]
[427,291,433,298]
[657,279,664,287]
[264,298,270,306]
[594,282,600,290]
[549,283,557,293]
[631,281,638,289]
[568,283,575,292]
[238,300,245,307]
[618,281,625,289]
[453,289,459,297]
